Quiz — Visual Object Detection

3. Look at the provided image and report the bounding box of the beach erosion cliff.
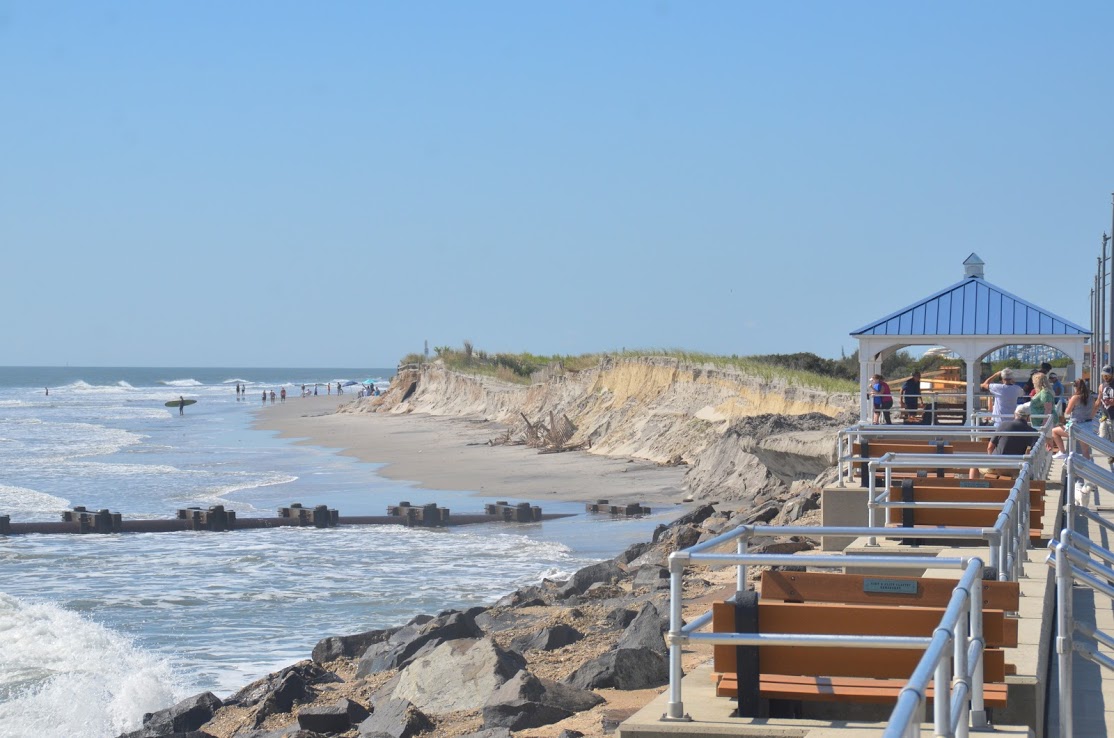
[342,356,857,506]
[130,359,860,738]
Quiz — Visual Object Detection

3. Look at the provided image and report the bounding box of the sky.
[3,2,1114,368]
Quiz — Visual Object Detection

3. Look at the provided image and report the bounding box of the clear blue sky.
[3,2,1113,367]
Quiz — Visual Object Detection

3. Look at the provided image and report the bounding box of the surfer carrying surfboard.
[179,396,186,416]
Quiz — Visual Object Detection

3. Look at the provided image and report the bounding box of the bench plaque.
[959,480,992,488]
[863,578,918,595]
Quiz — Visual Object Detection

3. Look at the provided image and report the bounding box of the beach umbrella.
[362,379,376,385]
[342,380,358,386]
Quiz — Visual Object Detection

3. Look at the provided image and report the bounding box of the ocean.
[0,367,673,738]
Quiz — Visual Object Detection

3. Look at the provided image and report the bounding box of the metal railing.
[863,454,1035,581]
[882,558,992,737]
[661,525,992,734]
[836,419,1054,487]
[1046,452,1114,738]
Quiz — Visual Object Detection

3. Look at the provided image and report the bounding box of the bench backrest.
[711,601,1008,681]
[710,571,1017,683]
[760,570,1020,609]
[884,484,1044,527]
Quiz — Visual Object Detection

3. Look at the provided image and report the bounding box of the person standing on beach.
[262,390,267,405]
[314,384,318,396]
[45,387,48,396]
[280,387,286,403]
[179,396,186,416]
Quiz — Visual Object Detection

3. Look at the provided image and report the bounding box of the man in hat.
[981,367,1024,427]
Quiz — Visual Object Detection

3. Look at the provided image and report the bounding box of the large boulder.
[564,647,667,690]
[225,662,335,708]
[357,610,483,677]
[631,565,670,590]
[565,603,668,690]
[616,602,667,654]
[482,670,603,730]
[297,698,370,734]
[312,627,397,663]
[358,698,432,738]
[118,692,222,738]
[509,624,583,653]
[557,560,623,599]
[390,637,525,714]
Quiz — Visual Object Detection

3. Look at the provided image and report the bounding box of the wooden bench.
[851,440,993,486]
[885,480,1046,540]
[711,570,1019,716]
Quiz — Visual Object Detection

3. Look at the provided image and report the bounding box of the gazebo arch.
[850,254,1089,423]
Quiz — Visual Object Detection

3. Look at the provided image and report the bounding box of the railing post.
[867,459,879,546]
[736,530,748,598]
[953,602,970,738]
[969,573,988,729]
[1066,455,1076,536]
[662,554,691,722]
[933,643,953,737]
[1056,531,1074,737]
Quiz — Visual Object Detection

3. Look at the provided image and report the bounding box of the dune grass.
[400,345,857,393]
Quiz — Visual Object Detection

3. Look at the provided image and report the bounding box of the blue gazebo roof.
[851,275,1088,338]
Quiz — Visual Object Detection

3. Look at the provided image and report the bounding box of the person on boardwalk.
[1049,372,1065,410]
[1051,379,1098,459]
[900,370,921,423]
[982,367,1023,426]
[178,396,186,416]
[870,374,893,425]
[1028,372,1057,429]
[1100,366,1114,469]
[970,403,1038,479]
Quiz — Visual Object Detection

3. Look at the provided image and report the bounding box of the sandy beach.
[253,395,689,509]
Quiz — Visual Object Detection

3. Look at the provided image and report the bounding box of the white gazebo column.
[965,358,979,426]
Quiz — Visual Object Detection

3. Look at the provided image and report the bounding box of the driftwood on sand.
[486,412,590,453]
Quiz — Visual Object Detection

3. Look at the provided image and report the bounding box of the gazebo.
[850,254,1090,424]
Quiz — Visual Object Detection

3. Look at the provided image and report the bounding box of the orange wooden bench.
[885,480,1046,541]
[711,570,1019,716]
[851,440,993,487]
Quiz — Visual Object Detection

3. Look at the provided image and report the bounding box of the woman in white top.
[1051,379,1099,459]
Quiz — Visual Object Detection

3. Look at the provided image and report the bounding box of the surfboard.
[165,399,198,407]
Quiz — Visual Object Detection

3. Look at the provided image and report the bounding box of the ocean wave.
[0,485,70,515]
[159,379,204,388]
[195,472,298,507]
[116,381,135,389]
[0,593,184,738]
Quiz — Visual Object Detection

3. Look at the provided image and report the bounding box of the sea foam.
[0,594,183,738]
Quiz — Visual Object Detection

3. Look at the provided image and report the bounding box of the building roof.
[851,274,1089,338]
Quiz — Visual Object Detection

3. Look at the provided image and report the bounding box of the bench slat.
[714,673,1009,707]
[760,571,1020,610]
[712,602,1008,681]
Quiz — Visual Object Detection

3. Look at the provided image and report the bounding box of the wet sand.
[253,395,689,508]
